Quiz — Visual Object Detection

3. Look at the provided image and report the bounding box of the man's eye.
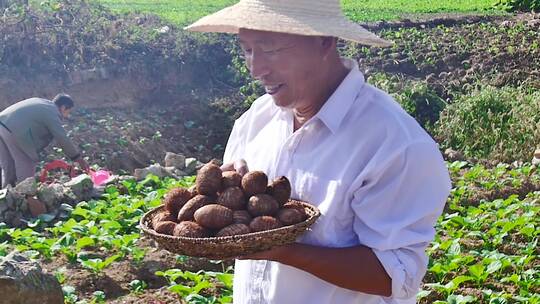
[262,49,277,55]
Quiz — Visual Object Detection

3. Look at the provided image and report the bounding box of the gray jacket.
[0,97,80,161]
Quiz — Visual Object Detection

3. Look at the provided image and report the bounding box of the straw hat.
[185,0,392,47]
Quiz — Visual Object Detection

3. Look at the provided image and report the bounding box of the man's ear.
[320,36,337,59]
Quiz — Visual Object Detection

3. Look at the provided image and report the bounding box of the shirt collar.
[314,59,365,134]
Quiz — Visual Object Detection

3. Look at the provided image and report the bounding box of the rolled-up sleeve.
[351,141,451,299]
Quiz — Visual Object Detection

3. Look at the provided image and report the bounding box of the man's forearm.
[267,243,392,296]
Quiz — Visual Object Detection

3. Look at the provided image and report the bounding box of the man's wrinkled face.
[238,29,325,109]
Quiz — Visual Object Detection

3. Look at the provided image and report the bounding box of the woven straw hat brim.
[185,2,392,47]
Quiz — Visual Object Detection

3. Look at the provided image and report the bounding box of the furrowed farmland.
[0,0,539,303]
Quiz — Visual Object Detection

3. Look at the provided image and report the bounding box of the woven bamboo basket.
[140,199,320,259]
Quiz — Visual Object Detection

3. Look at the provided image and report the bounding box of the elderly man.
[187,1,451,303]
[0,94,89,188]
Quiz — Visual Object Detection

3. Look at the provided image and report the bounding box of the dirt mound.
[0,0,234,108]
[44,102,233,173]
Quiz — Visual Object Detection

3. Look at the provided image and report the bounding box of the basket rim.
[140,199,320,243]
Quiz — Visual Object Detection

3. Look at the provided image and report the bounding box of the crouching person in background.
[0,93,89,188]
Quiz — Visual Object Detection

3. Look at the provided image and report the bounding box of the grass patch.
[434,86,540,163]
[95,0,500,26]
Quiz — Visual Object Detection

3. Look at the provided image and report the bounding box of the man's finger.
[220,162,235,172]
[234,159,249,176]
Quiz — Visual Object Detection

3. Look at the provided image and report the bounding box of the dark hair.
[52,93,74,109]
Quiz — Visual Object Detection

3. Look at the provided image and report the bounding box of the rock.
[500,20,514,27]
[37,183,65,211]
[527,19,540,28]
[0,189,9,214]
[444,148,464,162]
[90,186,105,199]
[0,187,24,212]
[18,198,28,213]
[157,25,170,34]
[0,252,63,304]
[134,164,173,180]
[14,177,38,196]
[2,210,21,227]
[164,152,186,169]
[185,158,204,175]
[27,197,47,217]
[173,169,188,177]
[64,174,94,201]
[532,149,540,166]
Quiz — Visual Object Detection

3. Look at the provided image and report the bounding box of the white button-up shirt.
[223,59,451,304]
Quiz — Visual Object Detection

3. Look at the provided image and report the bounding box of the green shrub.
[494,0,540,11]
[368,73,446,129]
[434,86,540,162]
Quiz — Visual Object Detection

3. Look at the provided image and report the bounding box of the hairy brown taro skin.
[282,201,308,220]
[173,221,210,238]
[222,171,242,188]
[216,223,251,237]
[233,210,252,225]
[277,208,306,226]
[247,194,279,217]
[241,171,268,197]
[177,195,214,222]
[217,186,246,210]
[196,163,223,195]
[194,204,234,229]
[267,176,292,206]
[188,185,198,197]
[154,221,177,235]
[152,211,177,228]
[163,187,192,217]
[249,216,283,232]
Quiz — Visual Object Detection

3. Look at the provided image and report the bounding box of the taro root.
[233,210,252,225]
[216,223,251,237]
[267,176,292,206]
[188,184,198,197]
[154,221,177,235]
[241,171,268,197]
[177,195,213,221]
[217,186,246,210]
[277,208,306,226]
[152,211,177,228]
[247,194,279,217]
[222,171,242,188]
[282,201,308,220]
[163,187,192,216]
[196,162,223,195]
[173,221,210,238]
[249,216,283,232]
[194,204,234,229]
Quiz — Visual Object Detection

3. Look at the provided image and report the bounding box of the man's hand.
[220,159,249,176]
[238,243,293,261]
[75,157,90,172]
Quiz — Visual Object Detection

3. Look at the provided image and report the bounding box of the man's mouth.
[265,84,283,95]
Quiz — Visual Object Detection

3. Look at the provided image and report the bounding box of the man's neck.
[293,59,350,131]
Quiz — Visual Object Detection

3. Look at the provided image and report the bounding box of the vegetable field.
[0,0,539,303]
[95,0,500,25]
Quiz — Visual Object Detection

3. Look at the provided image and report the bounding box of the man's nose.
[247,51,271,80]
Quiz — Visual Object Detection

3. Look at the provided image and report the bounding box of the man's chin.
[271,97,294,109]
